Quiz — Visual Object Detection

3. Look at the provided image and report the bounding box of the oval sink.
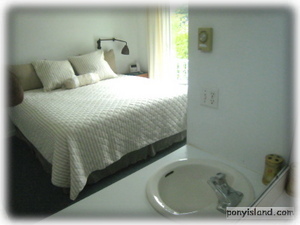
[146,158,255,218]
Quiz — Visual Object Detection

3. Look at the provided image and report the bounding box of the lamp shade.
[121,44,130,55]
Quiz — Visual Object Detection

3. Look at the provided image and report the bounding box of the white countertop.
[44,145,266,221]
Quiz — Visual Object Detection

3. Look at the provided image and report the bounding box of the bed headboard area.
[8,49,118,106]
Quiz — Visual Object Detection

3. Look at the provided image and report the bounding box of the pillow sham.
[104,49,117,74]
[32,60,76,91]
[9,63,43,91]
[63,73,100,89]
[68,50,117,80]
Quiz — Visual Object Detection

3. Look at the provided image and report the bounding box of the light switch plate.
[198,28,213,52]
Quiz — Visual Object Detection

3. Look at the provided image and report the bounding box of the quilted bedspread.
[10,75,187,200]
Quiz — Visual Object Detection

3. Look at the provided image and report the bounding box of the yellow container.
[262,154,284,185]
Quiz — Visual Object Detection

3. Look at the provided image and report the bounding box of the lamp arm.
[98,38,127,45]
[112,38,127,45]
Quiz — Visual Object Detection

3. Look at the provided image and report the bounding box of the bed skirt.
[86,131,186,184]
[15,127,186,189]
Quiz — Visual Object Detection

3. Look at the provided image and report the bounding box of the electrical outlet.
[201,88,219,108]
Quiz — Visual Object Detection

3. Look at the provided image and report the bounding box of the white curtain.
[147,6,176,81]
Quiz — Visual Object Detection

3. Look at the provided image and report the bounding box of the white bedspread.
[10,75,187,200]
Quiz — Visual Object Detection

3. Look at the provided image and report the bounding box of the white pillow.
[68,50,117,80]
[63,73,100,89]
[32,60,76,91]
[104,50,117,73]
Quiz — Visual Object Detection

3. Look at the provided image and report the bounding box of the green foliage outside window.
[171,5,188,59]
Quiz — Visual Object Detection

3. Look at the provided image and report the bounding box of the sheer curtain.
[147,6,176,81]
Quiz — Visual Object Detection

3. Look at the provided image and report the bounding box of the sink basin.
[146,158,255,218]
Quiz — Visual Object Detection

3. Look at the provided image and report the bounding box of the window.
[170,5,188,84]
[147,6,188,82]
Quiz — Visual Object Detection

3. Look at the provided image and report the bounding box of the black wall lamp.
[97,38,130,55]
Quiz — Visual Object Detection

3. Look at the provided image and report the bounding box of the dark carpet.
[6,136,185,220]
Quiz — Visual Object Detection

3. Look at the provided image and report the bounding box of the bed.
[9,50,187,200]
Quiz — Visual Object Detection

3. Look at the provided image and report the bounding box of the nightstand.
[124,72,149,78]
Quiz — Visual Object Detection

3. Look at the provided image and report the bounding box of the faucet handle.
[208,172,244,214]
[215,172,226,180]
[210,172,226,185]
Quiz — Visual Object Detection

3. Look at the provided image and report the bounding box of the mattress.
[10,75,187,200]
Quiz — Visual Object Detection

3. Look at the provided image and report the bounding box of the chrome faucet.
[207,172,244,213]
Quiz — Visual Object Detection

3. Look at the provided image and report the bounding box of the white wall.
[187,8,293,174]
[8,6,148,73]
